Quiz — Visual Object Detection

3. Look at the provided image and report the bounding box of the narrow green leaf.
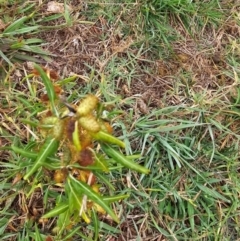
[94,172,115,191]
[23,137,59,180]
[34,224,44,241]
[20,119,39,127]
[0,50,13,66]
[11,145,36,159]
[43,158,61,170]
[57,209,71,235]
[42,203,68,219]
[69,174,119,223]
[126,154,142,160]
[62,227,81,241]
[91,152,109,172]
[43,188,50,209]
[99,221,121,233]
[64,0,71,26]
[11,145,61,169]
[21,45,50,55]
[207,125,215,165]
[66,178,90,223]
[187,202,195,232]
[234,87,240,105]
[196,184,230,203]
[149,213,171,236]
[103,194,130,203]
[41,13,63,22]
[159,138,182,168]
[157,123,204,132]
[91,131,125,148]
[3,16,28,33]
[72,121,81,151]
[24,38,44,44]
[101,144,150,174]
[34,64,58,116]
[67,184,81,213]
[12,53,45,63]
[57,75,77,85]
[92,209,99,241]
[3,26,40,36]
[19,3,35,13]
[10,41,25,49]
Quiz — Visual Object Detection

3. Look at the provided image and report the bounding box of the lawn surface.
[0,1,240,240]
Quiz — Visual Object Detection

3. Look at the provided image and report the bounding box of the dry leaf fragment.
[176,53,189,63]
[12,173,23,186]
[122,84,130,94]
[47,1,72,14]
[137,98,149,114]
[32,66,59,81]
[111,37,133,54]
[26,61,35,70]
[14,69,22,78]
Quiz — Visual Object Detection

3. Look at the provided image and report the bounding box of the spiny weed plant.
[1,65,149,240]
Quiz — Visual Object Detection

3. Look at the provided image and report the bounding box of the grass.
[1,0,240,240]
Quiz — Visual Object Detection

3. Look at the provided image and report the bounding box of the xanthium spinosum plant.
[11,65,150,232]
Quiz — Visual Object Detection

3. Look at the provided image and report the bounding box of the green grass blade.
[34,64,58,116]
[24,38,44,44]
[20,45,51,55]
[92,209,99,241]
[23,137,59,180]
[66,178,90,223]
[196,184,230,203]
[187,202,195,233]
[72,121,81,151]
[0,49,13,66]
[3,26,40,36]
[57,209,71,235]
[103,194,130,203]
[101,144,150,174]
[69,174,119,223]
[11,53,46,63]
[3,16,28,33]
[91,152,109,172]
[42,203,68,219]
[93,172,115,190]
[91,131,125,148]
[34,224,44,241]
[11,145,37,159]
[62,227,81,241]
